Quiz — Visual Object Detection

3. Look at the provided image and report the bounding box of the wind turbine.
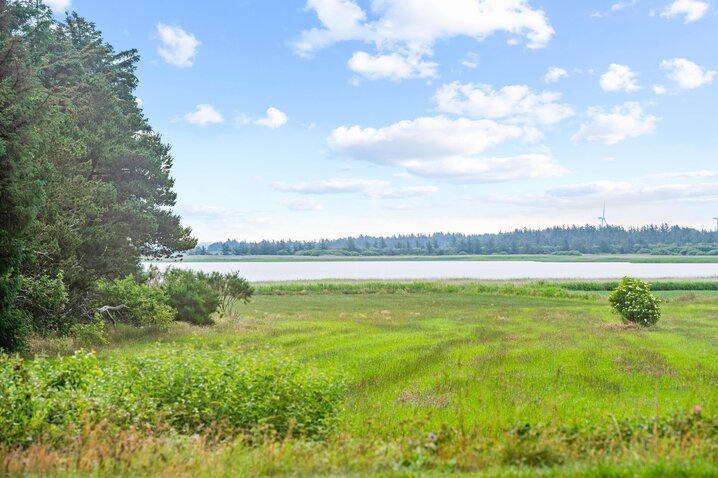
[598,203,607,228]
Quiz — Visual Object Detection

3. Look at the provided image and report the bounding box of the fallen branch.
[86,304,128,328]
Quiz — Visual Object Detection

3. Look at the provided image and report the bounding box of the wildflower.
[693,405,702,414]
[428,432,436,441]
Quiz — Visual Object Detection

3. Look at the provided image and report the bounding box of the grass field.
[6,282,718,476]
[166,254,718,263]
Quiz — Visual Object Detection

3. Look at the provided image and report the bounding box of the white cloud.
[370,186,439,199]
[592,0,638,17]
[294,0,554,80]
[501,173,718,212]
[327,116,564,181]
[237,108,289,128]
[547,180,718,203]
[274,178,438,198]
[44,0,71,12]
[653,84,668,94]
[461,52,480,69]
[661,0,710,22]
[661,58,716,89]
[611,0,638,11]
[283,198,324,211]
[183,104,224,125]
[572,102,658,144]
[329,116,541,162]
[348,51,437,80]
[274,178,388,194]
[434,82,574,125]
[156,24,200,67]
[600,64,640,92]
[544,67,568,83]
[649,169,718,180]
[398,154,566,181]
[255,107,289,128]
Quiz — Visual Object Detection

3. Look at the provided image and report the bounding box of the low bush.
[161,269,220,325]
[93,276,176,329]
[0,347,346,446]
[207,271,255,317]
[608,277,661,327]
[16,273,70,336]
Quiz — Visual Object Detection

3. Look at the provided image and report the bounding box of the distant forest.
[188,225,718,257]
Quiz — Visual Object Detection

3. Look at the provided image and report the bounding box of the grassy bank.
[160,254,718,263]
[6,282,718,476]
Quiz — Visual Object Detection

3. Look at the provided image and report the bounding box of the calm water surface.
[144,261,718,282]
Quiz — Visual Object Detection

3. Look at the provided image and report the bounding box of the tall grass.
[559,281,718,291]
[255,281,599,300]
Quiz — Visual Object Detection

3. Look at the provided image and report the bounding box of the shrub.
[16,273,70,336]
[608,277,661,327]
[208,271,255,317]
[0,303,31,353]
[93,276,176,329]
[162,269,220,325]
[0,347,346,445]
[69,320,108,347]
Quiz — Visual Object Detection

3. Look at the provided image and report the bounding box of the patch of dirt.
[601,322,642,332]
[397,388,449,408]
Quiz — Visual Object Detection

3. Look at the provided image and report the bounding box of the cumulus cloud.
[44,0,71,12]
[327,116,564,181]
[274,178,439,198]
[183,104,224,125]
[294,0,554,80]
[544,67,568,83]
[237,107,289,128]
[255,107,289,128]
[600,64,640,92]
[348,51,437,80]
[283,198,324,211]
[661,58,716,89]
[661,0,710,22]
[434,82,574,125]
[572,102,658,144]
[653,84,668,94]
[156,24,200,67]
[397,154,566,181]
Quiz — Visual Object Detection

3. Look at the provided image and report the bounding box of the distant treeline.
[189,225,718,257]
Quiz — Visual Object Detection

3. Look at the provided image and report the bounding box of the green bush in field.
[94,276,176,329]
[207,271,255,317]
[161,269,220,325]
[608,277,661,326]
[17,273,70,336]
[0,347,345,446]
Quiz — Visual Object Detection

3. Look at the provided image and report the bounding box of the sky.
[44,0,718,241]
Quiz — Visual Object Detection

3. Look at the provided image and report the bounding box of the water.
[144,260,718,282]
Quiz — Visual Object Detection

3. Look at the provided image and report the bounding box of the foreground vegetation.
[5,282,718,476]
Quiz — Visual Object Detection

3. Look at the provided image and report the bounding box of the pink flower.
[693,405,702,413]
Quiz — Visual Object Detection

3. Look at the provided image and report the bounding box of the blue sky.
[46,0,717,241]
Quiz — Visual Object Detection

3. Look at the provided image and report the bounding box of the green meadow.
[5,282,718,477]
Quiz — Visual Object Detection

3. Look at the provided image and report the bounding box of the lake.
[145,261,718,282]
